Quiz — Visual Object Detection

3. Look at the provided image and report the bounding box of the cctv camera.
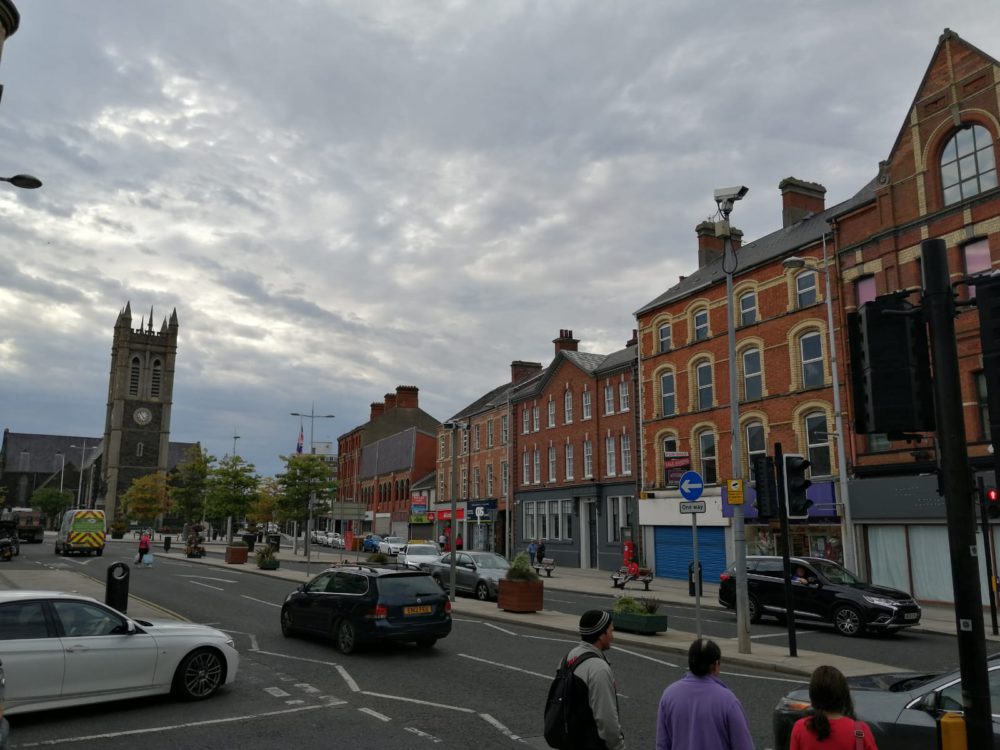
[713,186,749,203]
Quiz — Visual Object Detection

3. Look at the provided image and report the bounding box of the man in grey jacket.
[558,609,626,750]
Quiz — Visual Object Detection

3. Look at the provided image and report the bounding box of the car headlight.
[776,696,811,713]
[863,595,899,608]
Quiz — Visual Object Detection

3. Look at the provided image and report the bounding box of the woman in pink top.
[790,666,878,749]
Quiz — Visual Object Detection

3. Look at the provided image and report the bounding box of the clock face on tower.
[133,407,153,426]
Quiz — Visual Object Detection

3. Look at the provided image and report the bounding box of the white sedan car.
[324,531,345,549]
[398,543,442,570]
[0,591,239,715]
[378,536,406,555]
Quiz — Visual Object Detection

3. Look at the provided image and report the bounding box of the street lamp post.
[289,408,335,560]
[232,429,240,458]
[56,451,65,493]
[783,231,856,571]
[716,185,751,655]
[290,405,336,454]
[0,174,42,189]
[443,419,469,602]
[69,442,96,509]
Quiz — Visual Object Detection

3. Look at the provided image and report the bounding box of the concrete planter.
[225,545,248,564]
[611,612,668,635]
[497,578,544,613]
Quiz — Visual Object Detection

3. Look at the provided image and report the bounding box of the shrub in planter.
[109,520,128,539]
[498,552,543,612]
[256,544,279,570]
[611,595,667,634]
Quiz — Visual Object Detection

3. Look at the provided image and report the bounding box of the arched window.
[136,442,144,457]
[150,359,162,399]
[658,323,672,353]
[129,357,141,397]
[805,412,831,476]
[795,271,817,308]
[742,347,762,401]
[697,430,717,484]
[693,308,709,341]
[800,332,824,388]
[563,389,573,423]
[660,372,676,416]
[941,124,997,206]
[745,422,765,480]
[739,292,757,326]
[695,361,713,410]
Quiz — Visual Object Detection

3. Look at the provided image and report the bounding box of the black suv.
[718,556,921,637]
[281,565,451,653]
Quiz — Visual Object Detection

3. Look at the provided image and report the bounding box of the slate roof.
[353,407,441,446]
[0,432,198,475]
[448,379,524,422]
[411,470,436,491]
[634,179,878,316]
[513,345,637,400]
[359,427,419,479]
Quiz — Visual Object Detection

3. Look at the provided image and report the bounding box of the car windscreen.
[378,575,442,599]
[469,554,509,569]
[810,559,862,585]
[406,546,437,556]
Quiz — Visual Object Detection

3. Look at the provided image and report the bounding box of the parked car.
[719,555,921,637]
[420,551,510,601]
[362,534,383,553]
[378,536,405,556]
[324,532,345,549]
[398,543,442,571]
[310,529,325,544]
[280,566,451,653]
[772,656,1000,749]
[0,591,239,715]
[0,657,7,750]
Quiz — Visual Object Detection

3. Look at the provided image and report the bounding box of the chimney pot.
[779,177,826,227]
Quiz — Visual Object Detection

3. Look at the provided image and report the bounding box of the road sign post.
[679,471,705,639]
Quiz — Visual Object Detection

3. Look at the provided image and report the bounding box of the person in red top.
[790,665,878,749]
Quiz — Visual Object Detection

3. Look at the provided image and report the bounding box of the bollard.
[939,712,966,749]
[105,562,130,613]
[163,535,172,554]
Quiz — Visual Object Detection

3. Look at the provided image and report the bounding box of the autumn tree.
[248,477,282,526]
[169,444,213,524]
[122,472,172,527]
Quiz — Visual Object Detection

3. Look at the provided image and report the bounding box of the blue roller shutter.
[653,526,727,582]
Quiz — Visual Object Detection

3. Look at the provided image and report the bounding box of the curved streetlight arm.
[1,174,42,189]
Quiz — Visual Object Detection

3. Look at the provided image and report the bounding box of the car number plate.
[904,612,919,620]
[404,605,432,615]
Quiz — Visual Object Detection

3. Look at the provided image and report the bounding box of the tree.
[30,487,73,527]
[169,445,213,524]
[276,454,336,524]
[247,477,282,527]
[122,472,172,527]
[204,455,259,543]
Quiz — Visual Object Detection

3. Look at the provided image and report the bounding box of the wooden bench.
[610,566,654,591]
[532,557,556,577]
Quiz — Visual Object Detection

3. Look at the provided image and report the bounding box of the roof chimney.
[511,360,543,383]
[779,177,826,227]
[697,221,742,267]
[383,392,397,410]
[553,329,579,355]
[370,402,385,419]
[626,329,638,347]
[395,385,419,409]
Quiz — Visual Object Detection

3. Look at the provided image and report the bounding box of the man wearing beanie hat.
[550,609,625,749]
[654,638,753,750]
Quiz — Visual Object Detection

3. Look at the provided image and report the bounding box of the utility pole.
[922,238,993,746]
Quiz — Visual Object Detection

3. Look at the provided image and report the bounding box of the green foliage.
[255,544,276,564]
[276,454,337,523]
[169,445,213,524]
[368,552,388,564]
[613,595,661,615]
[30,487,73,521]
[204,454,259,541]
[506,552,541,581]
[122,472,172,526]
[109,520,128,535]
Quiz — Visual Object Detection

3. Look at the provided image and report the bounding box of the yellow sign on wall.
[727,479,744,505]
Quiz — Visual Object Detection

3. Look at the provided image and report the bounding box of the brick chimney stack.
[553,329,579,355]
[383,392,397,410]
[697,221,743,268]
[779,177,826,227]
[511,360,542,383]
[370,402,385,419]
[626,329,638,347]
[395,385,419,408]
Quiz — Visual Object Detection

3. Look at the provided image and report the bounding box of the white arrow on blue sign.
[679,471,705,501]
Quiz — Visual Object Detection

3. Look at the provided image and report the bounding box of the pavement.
[2,534,987,679]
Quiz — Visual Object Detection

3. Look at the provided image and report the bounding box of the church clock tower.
[101,303,178,521]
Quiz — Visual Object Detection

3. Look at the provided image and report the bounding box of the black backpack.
[543,651,600,749]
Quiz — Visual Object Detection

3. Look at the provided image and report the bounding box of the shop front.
[467,499,497,551]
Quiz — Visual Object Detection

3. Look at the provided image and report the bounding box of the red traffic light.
[988,487,1000,519]
[989,488,999,502]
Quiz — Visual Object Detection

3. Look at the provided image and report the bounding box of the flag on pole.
[296,422,304,454]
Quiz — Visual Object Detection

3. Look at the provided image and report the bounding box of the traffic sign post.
[678,471,705,639]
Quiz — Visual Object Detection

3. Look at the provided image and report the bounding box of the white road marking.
[479,713,525,743]
[177,574,239,583]
[265,687,291,697]
[338,665,360,692]
[295,683,321,694]
[359,707,391,722]
[189,580,224,591]
[722,669,806,684]
[14,705,325,746]
[750,631,814,640]
[242,594,281,607]
[360,691,477,713]
[285,699,305,705]
[483,622,518,636]
[612,646,679,668]
[522,634,576,644]
[253,650,341,668]
[405,726,443,743]
[459,653,550,679]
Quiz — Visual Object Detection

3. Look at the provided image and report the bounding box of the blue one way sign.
[679,471,705,501]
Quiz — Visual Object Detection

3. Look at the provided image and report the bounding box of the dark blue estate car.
[280,566,451,654]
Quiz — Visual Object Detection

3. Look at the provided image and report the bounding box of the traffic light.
[847,293,934,434]
[784,453,812,519]
[988,487,1000,520]
[751,455,777,519]
[974,274,1000,439]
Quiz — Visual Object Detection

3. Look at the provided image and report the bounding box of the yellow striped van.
[55,509,106,556]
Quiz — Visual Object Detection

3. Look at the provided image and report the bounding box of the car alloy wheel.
[834,605,864,637]
[748,595,762,624]
[173,648,225,700]
[337,618,357,654]
[475,582,490,601]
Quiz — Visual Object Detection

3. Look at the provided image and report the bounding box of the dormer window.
[941,124,997,206]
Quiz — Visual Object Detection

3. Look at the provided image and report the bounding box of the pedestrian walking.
[137,531,151,565]
[536,540,547,565]
[547,609,625,750]
[455,534,464,550]
[789,666,877,749]
[438,532,446,549]
[655,638,754,750]
[527,539,537,564]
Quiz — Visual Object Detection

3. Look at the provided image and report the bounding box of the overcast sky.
[1,1,997,478]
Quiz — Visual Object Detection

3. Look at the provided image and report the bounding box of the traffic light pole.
[923,238,993,746]
[976,477,999,636]
[774,442,798,657]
